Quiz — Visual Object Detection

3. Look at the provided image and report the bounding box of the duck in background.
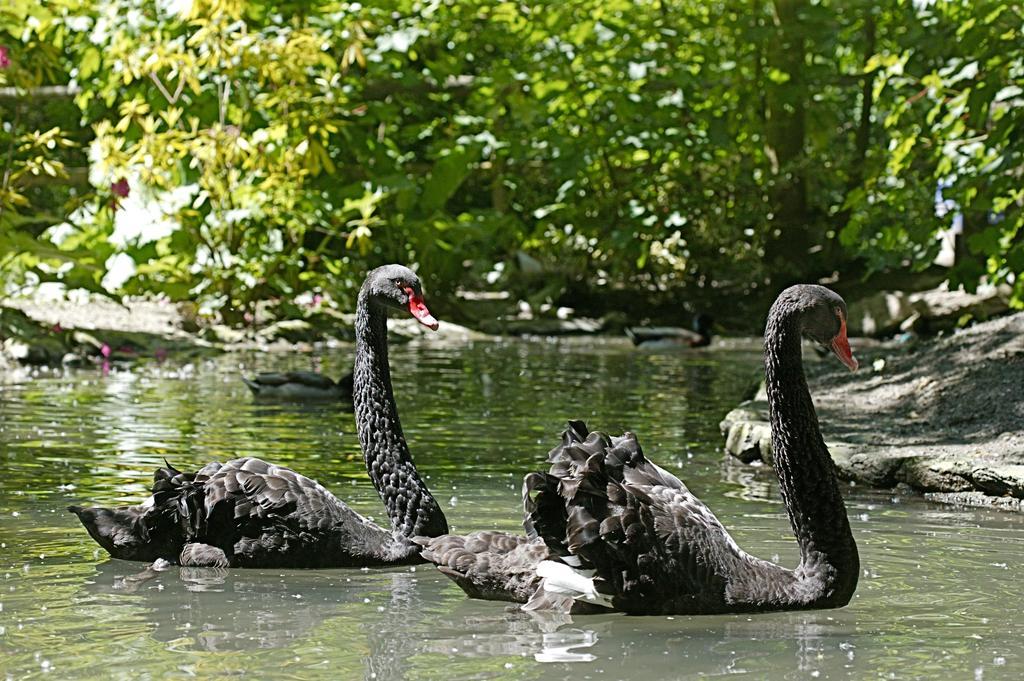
[242,370,353,405]
[625,313,714,349]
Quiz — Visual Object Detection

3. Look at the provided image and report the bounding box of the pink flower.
[52,322,63,333]
[111,178,130,198]
[109,178,130,212]
[0,46,10,69]
[309,293,324,308]
[100,343,111,359]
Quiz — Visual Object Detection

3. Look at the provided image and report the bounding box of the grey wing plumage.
[201,457,352,531]
[522,421,749,614]
[416,531,553,604]
[189,457,409,567]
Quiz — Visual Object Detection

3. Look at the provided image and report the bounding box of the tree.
[3,0,1022,323]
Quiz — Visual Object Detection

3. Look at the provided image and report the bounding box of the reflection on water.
[1,339,1023,679]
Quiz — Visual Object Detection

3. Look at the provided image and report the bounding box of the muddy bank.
[721,311,1024,509]
[0,294,487,371]
[0,297,216,369]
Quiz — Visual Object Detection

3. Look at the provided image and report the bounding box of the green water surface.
[1,338,1021,680]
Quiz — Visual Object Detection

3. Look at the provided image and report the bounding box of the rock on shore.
[848,283,1010,337]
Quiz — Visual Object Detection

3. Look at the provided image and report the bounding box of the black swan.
[626,313,714,348]
[417,284,859,614]
[69,265,448,567]
[242,370,354,404]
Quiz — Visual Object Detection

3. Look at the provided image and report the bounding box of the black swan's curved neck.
[353,291,448,537]
[763,306,859,604]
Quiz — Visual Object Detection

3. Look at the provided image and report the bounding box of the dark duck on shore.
[69,265,448,568]
[242,370,354,404]
[625,313,714,348]
[416,285,860,614]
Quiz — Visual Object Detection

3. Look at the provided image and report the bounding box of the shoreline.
[5,293,1024,513]
[0,294,489,370]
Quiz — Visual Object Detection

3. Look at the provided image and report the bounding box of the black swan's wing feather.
[70,457,405,567]
[521,421,751,614]
[197,457,361,536]
[416,531,554,604]
[185,458,414,567]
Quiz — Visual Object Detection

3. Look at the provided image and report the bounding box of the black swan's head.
[362,264,439,330]
[776,284,858,372]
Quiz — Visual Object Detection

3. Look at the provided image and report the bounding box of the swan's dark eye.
[393,279,403,289]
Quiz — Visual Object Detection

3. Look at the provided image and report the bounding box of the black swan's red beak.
[404,287,439,330]
[830,315,858,371]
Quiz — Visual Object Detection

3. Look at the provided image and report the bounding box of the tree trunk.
[850,14,876,190]
[763,0,813,275]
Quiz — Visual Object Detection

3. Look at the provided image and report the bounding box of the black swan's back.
[522,421,774,614]
[71,458,408,568]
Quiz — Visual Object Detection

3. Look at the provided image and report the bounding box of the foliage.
[842,0,1024,305]
[1,0,1023,320]
[0,0,96,292]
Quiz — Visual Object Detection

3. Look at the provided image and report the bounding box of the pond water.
[1,338,1023,680]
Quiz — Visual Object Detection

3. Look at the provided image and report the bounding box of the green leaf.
[80,47,101,78]
[419,148,473,215]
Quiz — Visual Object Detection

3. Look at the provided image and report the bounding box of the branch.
[12,167,90,188]
[362,74,475,100]
[0,75,476,104]
[0,84,82,101]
